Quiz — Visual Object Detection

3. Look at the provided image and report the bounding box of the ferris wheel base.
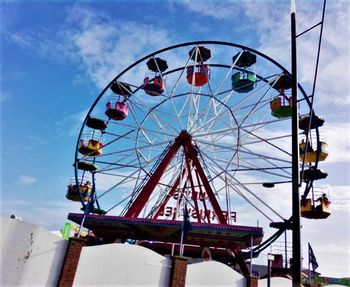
[68,213,263,249]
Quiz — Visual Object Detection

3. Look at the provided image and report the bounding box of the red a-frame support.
[125,131,226,224]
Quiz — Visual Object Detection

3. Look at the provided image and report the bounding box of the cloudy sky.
[1,0,349,279]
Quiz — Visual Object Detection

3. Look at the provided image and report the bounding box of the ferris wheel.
[67,41,328,252]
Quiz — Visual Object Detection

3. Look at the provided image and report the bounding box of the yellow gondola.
[299,141,328,163]
[78,138,103,156]
[300,198,331,219]
[66,183,92,202]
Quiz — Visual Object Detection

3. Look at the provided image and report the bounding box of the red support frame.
[124,131,226,224]
[183,140,227,224]
[184,145,201,222]
[125,137,182,218]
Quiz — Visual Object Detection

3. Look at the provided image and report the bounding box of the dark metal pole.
[291,1,302,286]
[267,255,272,287]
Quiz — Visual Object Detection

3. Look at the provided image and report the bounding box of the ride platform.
[68,213,263,249]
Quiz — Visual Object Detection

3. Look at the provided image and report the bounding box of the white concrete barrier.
[186,260,246,287]
[0,217,67,286]
[73,243,171,286]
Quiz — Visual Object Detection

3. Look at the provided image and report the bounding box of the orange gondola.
[144,57,168,96]
[187,46,211,87]
[186,65,210,86]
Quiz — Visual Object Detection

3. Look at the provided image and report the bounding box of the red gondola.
[186,65,210,86]
[270,92,292,118]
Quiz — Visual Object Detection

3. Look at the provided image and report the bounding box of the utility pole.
[291,0,302,286]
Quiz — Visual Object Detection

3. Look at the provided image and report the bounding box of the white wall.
[0,217,68,286]
[73,243,171,286]
[186,260,246,287]
[259,277,291,286]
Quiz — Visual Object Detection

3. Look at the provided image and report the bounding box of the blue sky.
[1,0,349,278]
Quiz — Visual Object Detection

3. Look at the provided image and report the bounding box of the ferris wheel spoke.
[150,108,180,136]
[205,155,237,174]
[187,89,201,129]
[230,184,275,222]
[239,85,273,127]
[213,64,236,98]
[200,98,220,130]
[197,79,236,132]
[197,95,216,129]
[238,148,290,164]
[191,106,238,136]
[204,91,234,129]
[167,57,192,99]
[195,139,239,155]
[203,153,285,220]
[96,168,142,200]
[239,146,292,178]
[165,97,185,131]
[230,75,274,113]
[241,127,292,157]
[237,158,292,179]
[94,157,141,172]
[229,178,285,221]
[97,139,171,159]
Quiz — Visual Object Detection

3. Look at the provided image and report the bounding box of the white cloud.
[177,0,241,20]
[17,175,37,186]
[56,109,89,137]
[321,121,350,163]
[3,30,32,48]
[61,6,173,89]
[326,185,350,211]
[3,5,174,90]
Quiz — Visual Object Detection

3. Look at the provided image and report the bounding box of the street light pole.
[291,0,302,286]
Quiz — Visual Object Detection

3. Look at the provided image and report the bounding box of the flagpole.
[180,202,187,256]
[308,243,311,286]
[180,223,185,256]
[291,0,302,286]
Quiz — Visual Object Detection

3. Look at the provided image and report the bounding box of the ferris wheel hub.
[177,130,191,141]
